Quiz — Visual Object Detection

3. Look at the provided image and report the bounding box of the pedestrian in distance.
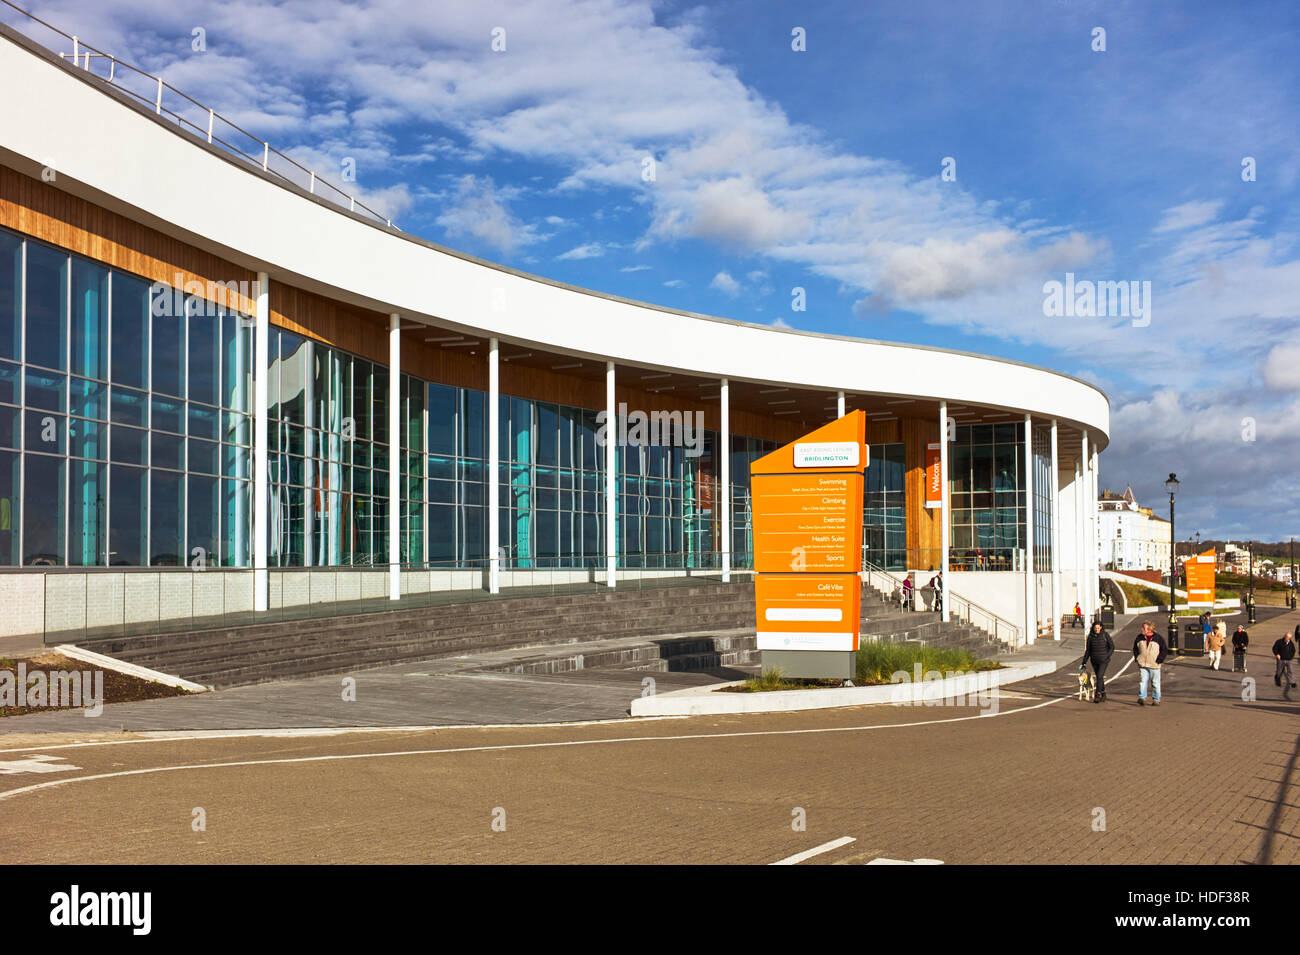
[1232,624,1249,673]
[1078,620,1114,703]
[901,575,914,612]
[1072,601,1084,629]
[928,570,943,612]
[1133,621,1169,706]
[1273,629,1297,692]
[1206,620,1226,670]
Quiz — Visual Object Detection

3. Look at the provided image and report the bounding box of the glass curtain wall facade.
[862,442,905,570]
[729,436,778,568]
[0,226,253,568]
[0,226,845,574]
[1031,424,1053,573]
[947,423,1025,571]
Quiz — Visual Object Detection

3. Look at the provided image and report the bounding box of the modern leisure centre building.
[0,17,1109,647]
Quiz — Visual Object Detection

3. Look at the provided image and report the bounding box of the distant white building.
[1219,542,1253,574]
[1097,485,1171,571]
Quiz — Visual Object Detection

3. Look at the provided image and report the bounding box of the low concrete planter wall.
[630,660,1057,717]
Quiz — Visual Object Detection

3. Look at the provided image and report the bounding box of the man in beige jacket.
[1132,621,1170,706]
[1206,621,1226,670]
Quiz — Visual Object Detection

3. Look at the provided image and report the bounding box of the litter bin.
[1100,608,1116,628]
[1183,622,1205,656]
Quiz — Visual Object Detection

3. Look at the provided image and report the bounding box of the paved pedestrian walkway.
[5,607,1291,734]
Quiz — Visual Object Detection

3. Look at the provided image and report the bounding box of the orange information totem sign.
[750,411,867,658]
[1184,548,1216,608]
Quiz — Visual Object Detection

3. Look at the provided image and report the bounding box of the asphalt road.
[2,649,1296,865]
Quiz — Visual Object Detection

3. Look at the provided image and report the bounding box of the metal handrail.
[860,554,1022,651]
[0,0,395,228]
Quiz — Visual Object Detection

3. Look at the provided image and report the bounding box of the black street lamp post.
[1248,541,1256,624]
[1165,474,1180,652]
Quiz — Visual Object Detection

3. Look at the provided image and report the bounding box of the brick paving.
[1,620,1295,864]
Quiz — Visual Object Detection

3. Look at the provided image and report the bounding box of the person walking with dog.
[1206,620,1226,670]
[1078,620,1114,703]
[1232,624,1249,673]
[1133,621,1169,706]
[1273,629,1297,692]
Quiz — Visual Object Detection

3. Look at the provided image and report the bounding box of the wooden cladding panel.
[0,166,257,314]
[901,417,942,568]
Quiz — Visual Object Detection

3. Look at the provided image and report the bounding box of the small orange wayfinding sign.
[1184,548,1216,608]
[750,411,867,656]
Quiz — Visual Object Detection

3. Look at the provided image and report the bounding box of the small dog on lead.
[1076,669,1094,702]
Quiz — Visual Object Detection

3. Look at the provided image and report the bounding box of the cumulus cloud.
[435,175,538,254]
[710,271,740,296]
[1260,342,1300,392]
[867,230,1102,306]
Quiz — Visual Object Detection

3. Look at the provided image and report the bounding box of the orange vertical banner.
[924,443,942,509]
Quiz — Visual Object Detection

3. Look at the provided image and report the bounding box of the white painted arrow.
[0,755,81,775]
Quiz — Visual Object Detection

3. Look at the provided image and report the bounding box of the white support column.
[605,361,616,588]
[488,338,500,595]
[1023,414,1036,645]
[1090,445,1100,619]
[388,314,401,601]
[1050,419,1061,641]
[836,390,845,418]
[1074,456,1084,614]
[253,272,270,612]
[721,377,731,583]
[939,401,950,623]
[1080,430,1090,621]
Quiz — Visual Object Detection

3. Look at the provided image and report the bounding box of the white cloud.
[663,279,686,288]
[557,242,604,260]
[435,174,538,254]
[619,265,651,272]
[710,271,740,296]
[1153,200,1226,233]
[1261,342,1300,392]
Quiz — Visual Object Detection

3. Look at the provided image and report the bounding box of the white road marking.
[0,755,80,775]
[770,837,856,865]
[0,687,1101,804]
[0,657,1145,771]
[866,857,944,865]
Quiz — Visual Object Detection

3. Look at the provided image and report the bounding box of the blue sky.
[14,0,1300,541]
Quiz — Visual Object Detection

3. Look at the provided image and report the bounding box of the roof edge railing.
[0,0,395,229]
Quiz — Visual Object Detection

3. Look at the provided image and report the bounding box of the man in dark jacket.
[1273,630,1296,690]
[1232,625,1249,673]
[1079,621,1115,703]
[1133,621,1170,706]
